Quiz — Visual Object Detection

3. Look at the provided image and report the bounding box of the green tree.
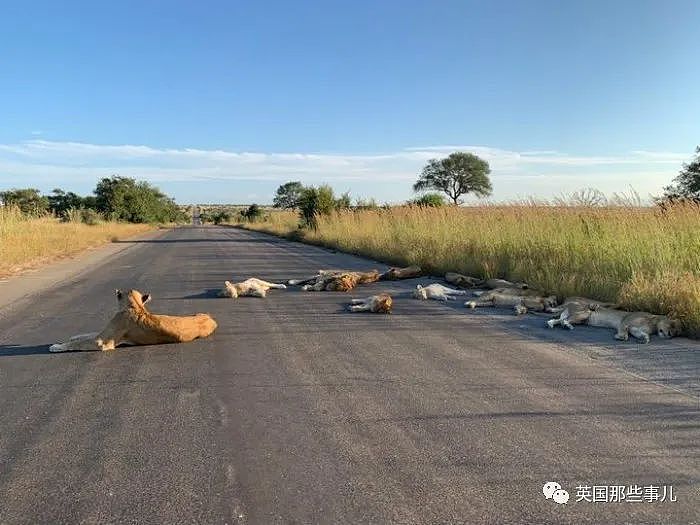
[0,188,49,216]
[239,204,263,222]
[335,191,352,209]
[47,188,85,217]
[662,146,700,202]
[413,152,492,205]
[408,192,446,207]
[298,184,337,229]
[273,181,305,209]
[93,176,182,223]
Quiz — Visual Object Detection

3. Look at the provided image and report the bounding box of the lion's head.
[116,289,151,310]
[412,285,428,300]
[332,274,358,292]
[657,317,682,338]
[375,294,393,313]
[543,295,559,310]
[219,281,238,298]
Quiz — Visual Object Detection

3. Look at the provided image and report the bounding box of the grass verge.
[240,205,700,337]
[0,207,154,278]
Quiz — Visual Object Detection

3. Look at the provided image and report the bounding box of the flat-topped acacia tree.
[413,151,492,205]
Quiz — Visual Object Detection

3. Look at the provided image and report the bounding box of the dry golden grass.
[0,207,153,278]
[243,204,700,336]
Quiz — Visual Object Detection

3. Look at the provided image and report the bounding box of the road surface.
[0,226,698,524]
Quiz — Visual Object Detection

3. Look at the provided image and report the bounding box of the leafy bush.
[212,211,232,225]
[273,181,304,209]
[240,204,263,222]
[298,185,337,229]
[408,193,446,207]
[94,176,183,223]
[661,145,700,203]
[62,208,102,225]
[79,208,102,225]
[0,189,49,216]
[335,192,352,210]
[48,189,85,218]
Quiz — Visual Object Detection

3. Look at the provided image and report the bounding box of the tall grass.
[0,206,153,278]
[242,204,700,336]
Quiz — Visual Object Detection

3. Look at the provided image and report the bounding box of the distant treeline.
[0,176,189,224]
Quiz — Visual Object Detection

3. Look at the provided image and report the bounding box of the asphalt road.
[0,226,698,524]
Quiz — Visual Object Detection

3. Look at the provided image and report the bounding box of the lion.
[219,277,286,298]
[465,287,557,314]
[288,269,349,286]
[347,293,393,313]
[49,289,218,352]
[612,311,682,343]
[445,272,528,290]
[412,283,468,301]
[549,303,681,343]
[546,297,618,330]
[297,270,380,292]
[444,272,482,288]
[379,265,422,281]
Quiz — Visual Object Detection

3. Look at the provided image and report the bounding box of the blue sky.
[1,0,698,203]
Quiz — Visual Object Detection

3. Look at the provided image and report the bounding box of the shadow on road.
[0,344,52,356]
[112,238,281,244]
[182,289,223,299]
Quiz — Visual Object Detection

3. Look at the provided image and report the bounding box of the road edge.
[0,227,171,316]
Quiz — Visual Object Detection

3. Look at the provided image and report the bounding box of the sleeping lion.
[445,272,528,290]
[379,265,422,281]
[290,269,380,292]
[547,300,681,343]
[49,289,218,352]
[347,293,393,314]
[412,283,468,301]
[219,277,286,298]
[465,287,557,314]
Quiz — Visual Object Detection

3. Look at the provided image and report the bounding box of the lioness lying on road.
[290,269,380,292]
[547,300,681,343]
[379,265,422,281]
[546,297,617,330]
[49,289,218,352]
[219,278,286,298]
[412,283,468,301]
[347,293,393,314]
[445,272,528,290]
[288,269,349,286]
[465,287,557,314]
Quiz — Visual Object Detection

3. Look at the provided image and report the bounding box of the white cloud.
[0,139,686,203]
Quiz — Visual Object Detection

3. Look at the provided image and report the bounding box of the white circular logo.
[552,489,570,504]
[543,481,561,499]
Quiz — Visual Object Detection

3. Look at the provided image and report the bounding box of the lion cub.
[412,283,468,301]
[219,278,286,298]
[49,289,217,352]
[347,294,393,314]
